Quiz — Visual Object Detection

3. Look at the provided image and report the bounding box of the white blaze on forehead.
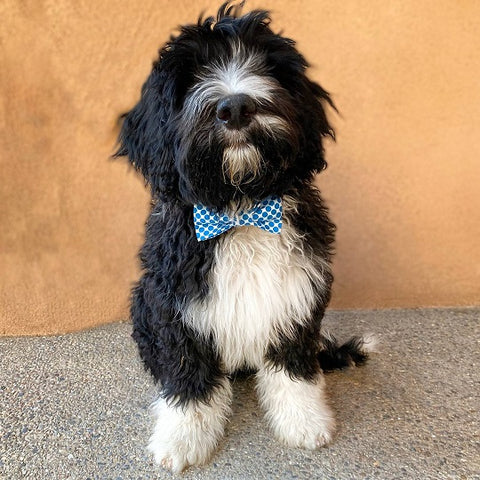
[210,58,275,100]
[184,43,277,118]
[207,41,276,99]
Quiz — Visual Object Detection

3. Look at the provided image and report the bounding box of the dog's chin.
[222,142,263,187]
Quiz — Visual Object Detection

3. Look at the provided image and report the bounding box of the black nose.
[216,94,257,129]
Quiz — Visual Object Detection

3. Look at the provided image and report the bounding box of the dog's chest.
[185,222,326,372]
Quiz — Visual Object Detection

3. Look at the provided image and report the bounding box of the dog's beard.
[222,142,263,187]
[177,65,300,206]
[220,126,264,187]
[220,113,295,187]
[177,117,298,208]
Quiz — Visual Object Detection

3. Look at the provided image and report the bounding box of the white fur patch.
[219,114,290,183]
[361,333,379,353]
[184,200,330,372]
[254,113,291,137]
[198,50,274,101]
[148,378,232,473]
[222,143,263,185]
[256,366,335,448]
[183,43,278,122]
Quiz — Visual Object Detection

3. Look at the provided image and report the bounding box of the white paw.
[148,415,216,473]
[271,405,335,449]
[147,380,232,473]
[257,367,335,450]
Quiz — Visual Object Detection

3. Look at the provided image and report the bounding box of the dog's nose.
[216,94,257,129]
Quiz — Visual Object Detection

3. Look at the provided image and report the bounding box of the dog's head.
[116,3,334,209]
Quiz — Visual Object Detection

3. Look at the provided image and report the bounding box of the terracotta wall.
[1,0,479,335]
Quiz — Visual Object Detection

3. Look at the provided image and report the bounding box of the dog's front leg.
[131,281,232,472]
[148,376,232,473]
[144,327,232,473]
[256,366,334,449]
[256,318,335,449]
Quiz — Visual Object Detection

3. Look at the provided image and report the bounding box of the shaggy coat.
[116,4,371,472]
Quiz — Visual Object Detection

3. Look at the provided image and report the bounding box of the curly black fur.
[317,335,370,372]
[116,5,333,207]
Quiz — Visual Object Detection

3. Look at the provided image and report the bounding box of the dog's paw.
[257,367,335,450]
[148,423,215,473]
[148,381,232,473]
[271,406,335,449]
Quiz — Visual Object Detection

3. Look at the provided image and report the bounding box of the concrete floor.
[1,308,479,480]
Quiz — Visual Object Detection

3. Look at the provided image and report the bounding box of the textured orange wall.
[1,0,479,335]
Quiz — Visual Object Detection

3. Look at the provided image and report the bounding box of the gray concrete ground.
[1,308,479,480]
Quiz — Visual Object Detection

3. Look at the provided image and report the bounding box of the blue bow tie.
[193,196,283,241]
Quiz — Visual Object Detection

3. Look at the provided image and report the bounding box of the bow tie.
[193,196,283,241]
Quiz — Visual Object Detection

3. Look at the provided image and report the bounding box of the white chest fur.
[184,216,329,372]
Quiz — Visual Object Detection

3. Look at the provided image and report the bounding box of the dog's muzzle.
[216,94,257,130]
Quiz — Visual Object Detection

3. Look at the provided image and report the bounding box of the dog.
[116,2,374,472]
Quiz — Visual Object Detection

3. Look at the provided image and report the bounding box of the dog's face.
[117,4,334,209]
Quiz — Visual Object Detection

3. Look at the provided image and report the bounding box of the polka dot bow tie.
[193,196,283,241]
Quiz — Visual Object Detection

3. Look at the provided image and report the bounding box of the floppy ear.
[264,34,335,175]
[287,75,336,178]
[305,79,336,141]
[115,55,179,198]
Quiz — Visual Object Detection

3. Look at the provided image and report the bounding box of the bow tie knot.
[194,196,283,241]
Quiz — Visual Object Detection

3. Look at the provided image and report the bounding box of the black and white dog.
[116,3,373,472]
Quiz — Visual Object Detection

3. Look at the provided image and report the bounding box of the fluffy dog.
[116,3,373,472]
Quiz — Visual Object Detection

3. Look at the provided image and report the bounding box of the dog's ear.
[265,36,335,174]
[295,77,336,174]
[305,79,336,140]
[115,53,180,198]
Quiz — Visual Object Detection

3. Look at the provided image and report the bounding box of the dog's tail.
[318,333,377,372]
